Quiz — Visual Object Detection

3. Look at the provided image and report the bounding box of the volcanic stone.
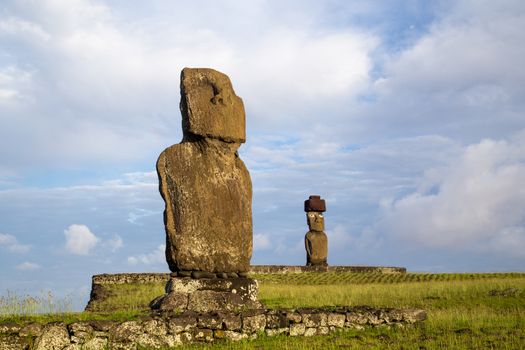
[157,68,252,273]
[305,211,328,266]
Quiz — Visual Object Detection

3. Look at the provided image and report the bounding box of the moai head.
[180,68,246,143]
[304,195,326,232]
[307,212,325,232]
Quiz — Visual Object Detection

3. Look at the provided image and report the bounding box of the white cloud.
[127,244,165,265]
[16,262,41,271]
[105,235,123,252]
[378,131,525,259]
[64,224,99,255]
[253,233,271,251]
[0,233,16,245]
[359,1,525,142]
[0,66,33,105]
[0,0,379,171]
[0,233,31,253]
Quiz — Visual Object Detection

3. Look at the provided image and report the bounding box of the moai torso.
[304,195,328,266]
[157,68,252,274]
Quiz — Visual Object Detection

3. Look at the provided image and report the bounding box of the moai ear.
[180,68,246,143]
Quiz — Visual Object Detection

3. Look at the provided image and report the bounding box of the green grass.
[2,273,525,349]
[88,282,166,313]
[178,273,525,349]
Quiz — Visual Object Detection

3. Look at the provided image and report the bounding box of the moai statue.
[152,68,261,312]
[304,195,328,266]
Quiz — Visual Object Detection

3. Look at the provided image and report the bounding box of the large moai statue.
[157,67,252,274]
[152,68,261,312]
[304,195,328,267]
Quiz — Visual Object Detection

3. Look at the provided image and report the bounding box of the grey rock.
[304,327,317,337]
[301,312,327,327]
[220,312,242,331]
[242,312,266,333]
[286,312,302,324]
[265,328,289,336]
[167,315,197,334]
[19,323,43,337]
[289,323,306,336]
[82,337,107,350]
[0,335,27,350]
[110,321,142,342]
[193,328,214,342]
[327,313,346,328]
[402,309,427,323]
[192,271,217,279]
[142,318,167,336]
[198,314,223,330]
[223,331,248,341]
[0,323,20,334]
[34,322,70,350]
[69,322,94,343]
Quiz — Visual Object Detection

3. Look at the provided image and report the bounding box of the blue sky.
[1,0,524,309]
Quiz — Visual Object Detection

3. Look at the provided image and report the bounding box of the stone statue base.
[150,276,263,313]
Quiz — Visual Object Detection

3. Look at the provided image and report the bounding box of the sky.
[1,0,524,309]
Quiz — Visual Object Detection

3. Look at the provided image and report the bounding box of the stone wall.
[250,265,407,274]
[0,306,426,350]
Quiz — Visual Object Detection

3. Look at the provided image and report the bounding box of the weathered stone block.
[286,312,302,324]
[0,323,20,334]
[142,318,167,336]
[0,335,27,350]
[266,312,288,329]
[82,337,107,350]
[242,312,266,333]
[198,314,223,330]
[220,312,242,331]
[152,291,188,312]
[304,327,317,337]
[302,312,327,327]
[265,328,289,336]
[89,320,117,332]
[167,315,197,334]
[327,313,346,328]
[136,334,166,349]
[402,309,427,323]
[317,326,330,335]
[289,323,306,336]
[69,322,94,343]
[34,322,70,350]
[155,277,262,312]
[19,323,43,337]
[193,328,214,342]
[346,311,368,325]
[223,331,248,341]
[111,321,142,342]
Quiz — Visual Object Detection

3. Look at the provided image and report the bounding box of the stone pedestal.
[150,277,263,313]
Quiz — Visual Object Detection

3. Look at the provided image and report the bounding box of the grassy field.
[1,272,524,349]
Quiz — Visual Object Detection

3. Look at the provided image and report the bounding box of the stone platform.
[250,265,406,274]
[85,266,406,312]
[150,277,263,312]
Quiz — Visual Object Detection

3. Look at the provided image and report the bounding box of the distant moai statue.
[152,68,261,312]
[304,195,328,266]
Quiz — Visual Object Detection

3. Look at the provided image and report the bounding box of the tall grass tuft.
[0,290,74,316]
